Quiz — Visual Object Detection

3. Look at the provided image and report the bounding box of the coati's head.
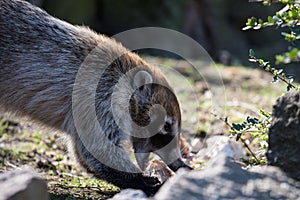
[129,70,191,172]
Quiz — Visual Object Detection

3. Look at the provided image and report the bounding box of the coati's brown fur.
[0,0,191,195]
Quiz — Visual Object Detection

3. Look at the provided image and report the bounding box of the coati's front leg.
[93,166,161,196]
[69,134,161,196]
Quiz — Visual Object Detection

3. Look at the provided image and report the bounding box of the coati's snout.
[150,130,192,172]
[132,128,192,172]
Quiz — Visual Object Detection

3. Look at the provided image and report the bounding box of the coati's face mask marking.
[129,70,191,172]
[130,113,185,172]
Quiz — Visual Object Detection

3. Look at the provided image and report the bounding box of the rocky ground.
[0,56,291,199]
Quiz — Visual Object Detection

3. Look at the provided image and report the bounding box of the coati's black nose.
[168,158,192,172]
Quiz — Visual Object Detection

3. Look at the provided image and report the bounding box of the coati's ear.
[133,70,153,89]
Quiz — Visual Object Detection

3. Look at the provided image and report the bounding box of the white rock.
[0,168,48,200]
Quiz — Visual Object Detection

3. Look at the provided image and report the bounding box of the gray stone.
[154,153,300,200]
[0,168,48,200]
[108,189,148,200]
[267,91,300,181]
[194,135,247,162]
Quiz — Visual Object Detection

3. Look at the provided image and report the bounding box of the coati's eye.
[163,121,172,132]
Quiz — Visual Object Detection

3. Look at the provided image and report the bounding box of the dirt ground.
[0,56,287,199]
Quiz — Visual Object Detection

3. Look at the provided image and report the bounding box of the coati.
[0,0,191,195]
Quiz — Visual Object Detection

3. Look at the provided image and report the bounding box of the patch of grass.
[0,119,9,138]
[0,147,29,163]
[0,121,119,199]
[47,173,119,200]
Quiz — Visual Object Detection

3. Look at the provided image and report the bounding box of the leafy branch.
[248,49,299,91]
[244,0,300,64]
[222,0,300,166]
[211,112,269,164]
[243,1,300,31]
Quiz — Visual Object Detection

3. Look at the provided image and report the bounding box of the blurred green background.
[28,0,285,66]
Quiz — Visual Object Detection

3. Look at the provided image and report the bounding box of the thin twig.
[239,137,259,163]
[211,112,260,163]
[268,65,297,89]
[5,161,21,169]
[250,55,298,90]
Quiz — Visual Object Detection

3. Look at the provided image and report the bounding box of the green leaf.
[247,17,257,27]
[249,49,255,57]
[288,48,298,58]
[268,16,275,23]
[284,33,297,42]
[263,1,271,6]
[253,118,259,123]
[247,117,259,124]
[232,123,243,131]
[275,55,285,63]
[246,116,251,123]
[286,74,294,79]
[258,59,263,65]
[290,10,298,18]
[259,109,271,118]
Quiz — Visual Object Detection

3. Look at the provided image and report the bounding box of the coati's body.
[0,0,190,195]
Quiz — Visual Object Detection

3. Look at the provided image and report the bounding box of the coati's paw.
[142,175,161,185]
[143,182,161,196]
[137,175,161,196]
